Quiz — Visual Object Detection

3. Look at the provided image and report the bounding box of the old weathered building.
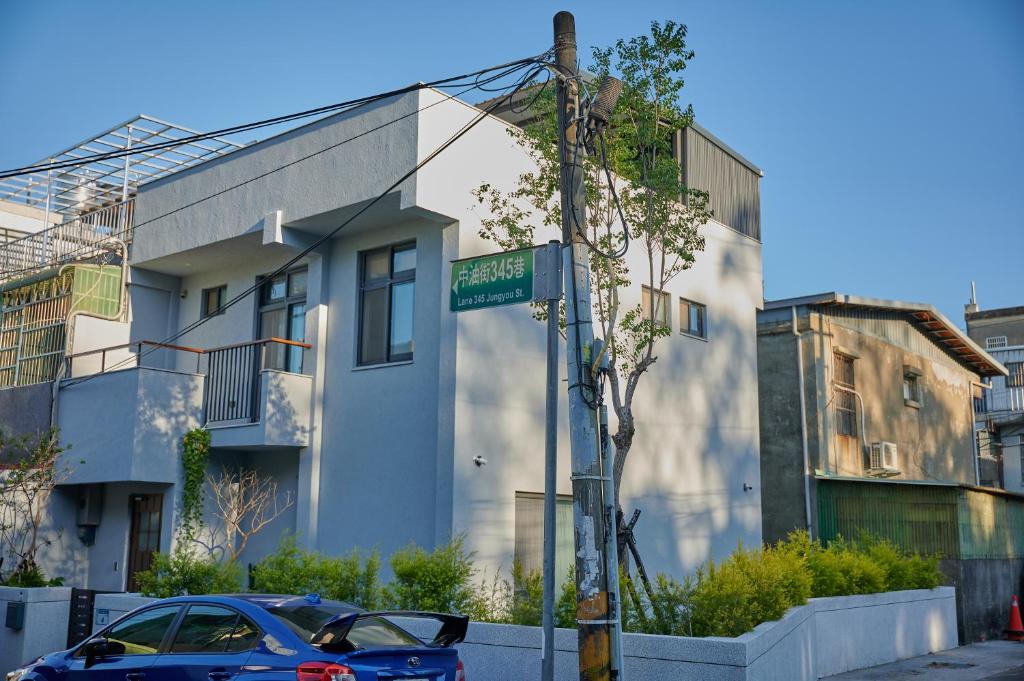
[757,292,1022,641]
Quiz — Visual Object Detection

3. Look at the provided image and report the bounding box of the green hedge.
[138,530,941,638]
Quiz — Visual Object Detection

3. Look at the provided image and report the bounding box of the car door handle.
[125,674,146,681]
[208,672,233,680]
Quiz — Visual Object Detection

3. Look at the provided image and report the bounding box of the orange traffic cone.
[1006,595,1024,641]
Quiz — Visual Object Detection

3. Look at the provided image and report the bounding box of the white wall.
[112,87,763,584]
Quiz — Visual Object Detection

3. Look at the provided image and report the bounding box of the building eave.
[764,292,1008,378]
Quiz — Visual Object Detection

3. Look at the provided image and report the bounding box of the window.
[514,492,574,587]
[679,298,707,339]
[95,605,181,656]
[973,384,987,415]
[169,605,259,654]
[345,617,421,649]
[1008,362,1024,388]
[358,243,416,365]
[258,267,307,373]
[833,352,857,438]
[903,374,921,406]
[903,366,922,407]
[201,285,226,318]
[641,286,670,330]
[986,336,1008,350]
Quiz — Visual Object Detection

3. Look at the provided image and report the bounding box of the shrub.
[632,573,693,636]
[555,565,577,629]
[1,563,63,587]
[137,545,242,597]
[805,539,886,597]
[509,562,543,626]
[383,535,482,615]
[250,534,380,609]
[689,543,812,637]
[855,534,943,592]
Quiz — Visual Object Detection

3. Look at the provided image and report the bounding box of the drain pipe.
[792,306,814,539]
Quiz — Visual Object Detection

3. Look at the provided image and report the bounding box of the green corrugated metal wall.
[818,479,960,557]
[818,479,1024,559]
[70,264,122,317]
[958,488,1024,559]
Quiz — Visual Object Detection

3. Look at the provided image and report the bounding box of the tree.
[200,466,294,563]
[0,429,69,584]
[473,21,711,563]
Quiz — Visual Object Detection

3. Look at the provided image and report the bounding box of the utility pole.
[554,11,615,681]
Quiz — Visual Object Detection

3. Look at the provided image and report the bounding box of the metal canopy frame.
[0,114,245,218]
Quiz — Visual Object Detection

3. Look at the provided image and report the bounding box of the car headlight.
[6,668,28,681]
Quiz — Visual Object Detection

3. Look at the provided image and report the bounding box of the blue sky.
[1,0,1021,324]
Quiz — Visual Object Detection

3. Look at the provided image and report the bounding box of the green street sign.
[450,249,535,312]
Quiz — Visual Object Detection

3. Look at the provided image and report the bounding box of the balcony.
[203,338,313,450]
[57,338,312,484]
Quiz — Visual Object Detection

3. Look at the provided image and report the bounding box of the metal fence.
[0,199,134,283]
[204,338,310,424]
[817,477,1024,560]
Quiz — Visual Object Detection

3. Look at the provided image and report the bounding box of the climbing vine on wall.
[180,428,210,540]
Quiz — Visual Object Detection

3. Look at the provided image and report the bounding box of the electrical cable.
[0,51,553,181]
[0,58,547,280]
[61,61,549,389]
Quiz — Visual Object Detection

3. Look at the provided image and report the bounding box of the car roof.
[163,593,364,613]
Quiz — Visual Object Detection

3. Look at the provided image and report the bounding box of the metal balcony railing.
[205,338,311,423]
[0,199,134,283]
[62,337,311,425]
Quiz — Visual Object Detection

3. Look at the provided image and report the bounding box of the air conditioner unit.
[870,442,899,473]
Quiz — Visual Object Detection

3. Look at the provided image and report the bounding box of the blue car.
[7,594,467,681]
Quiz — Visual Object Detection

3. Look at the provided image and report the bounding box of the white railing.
[0,199,134,283]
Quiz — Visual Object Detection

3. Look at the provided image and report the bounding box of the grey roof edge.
[763,291,1008,377]
[814,474,1024,499]
[688,121,763,177]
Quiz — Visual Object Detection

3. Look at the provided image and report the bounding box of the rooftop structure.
[0,115,246,218]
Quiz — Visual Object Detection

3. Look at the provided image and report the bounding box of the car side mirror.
[83,638,125,668]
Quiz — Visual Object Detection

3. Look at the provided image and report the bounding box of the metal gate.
[66,588,113,647]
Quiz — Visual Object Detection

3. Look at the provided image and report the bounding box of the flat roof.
[966,305,1024,322]
[765,291,1007,377]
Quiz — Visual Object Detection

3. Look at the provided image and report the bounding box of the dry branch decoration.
[201,466,295,563]
[0,429,69,582]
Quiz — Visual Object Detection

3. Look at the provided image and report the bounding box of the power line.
[0,53,551,181]
[62,61,548,389]
[0,57,547,280]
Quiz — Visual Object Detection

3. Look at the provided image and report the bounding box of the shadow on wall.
[453,225,763,579]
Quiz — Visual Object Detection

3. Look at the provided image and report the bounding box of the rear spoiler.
[311,611,469,650]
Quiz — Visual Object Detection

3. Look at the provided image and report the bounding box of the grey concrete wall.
[88,587,957,681]
[756,323,810,543]
[966,311,1024,348]
[945,557,1024,643]
[57,367,203,485]
[0,586,71,674]
[0,384,52,450]
[315,219,446,567]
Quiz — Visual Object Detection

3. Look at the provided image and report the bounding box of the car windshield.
[266,604,421,650]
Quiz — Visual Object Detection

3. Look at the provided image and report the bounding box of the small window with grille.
[986,336,1008,350]
[833,352,857,438]
[1008,362,1024,388]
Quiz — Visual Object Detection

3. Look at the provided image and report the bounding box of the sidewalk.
[828,641,1024,680]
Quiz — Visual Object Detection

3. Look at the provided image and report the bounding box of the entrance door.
[126,494,163,591]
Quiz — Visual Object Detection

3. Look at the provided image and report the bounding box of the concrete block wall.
[89,587,957,680]
[0,586,71,675]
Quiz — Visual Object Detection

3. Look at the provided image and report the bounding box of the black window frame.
[75,604,184,657]
[357,241,416,366]
[679,297,707,339]
[201,285,227,319]
[164,603,262,655]
[257,266,308,373]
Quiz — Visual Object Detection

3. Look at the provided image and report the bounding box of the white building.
[0,89,765,591]
[965,301,1024,494]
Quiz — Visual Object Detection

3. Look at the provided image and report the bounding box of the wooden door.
[126,493,163,591]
